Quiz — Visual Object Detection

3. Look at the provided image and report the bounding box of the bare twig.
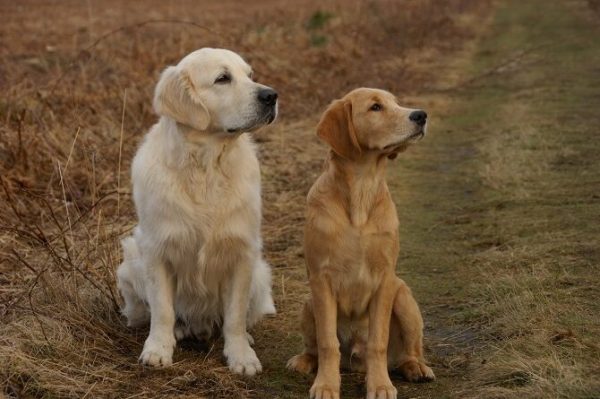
[117,90,127,218]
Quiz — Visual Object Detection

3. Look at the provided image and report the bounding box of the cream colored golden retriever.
[287,88,435,399]
[117,48,277,375]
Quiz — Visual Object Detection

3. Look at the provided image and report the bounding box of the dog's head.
[317,88,427,160]
[153,48,278,134]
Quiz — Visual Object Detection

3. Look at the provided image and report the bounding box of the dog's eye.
[370,103,383,111]
[215,74,231,84]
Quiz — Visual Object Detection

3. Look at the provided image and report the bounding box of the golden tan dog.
[287,88,434,399]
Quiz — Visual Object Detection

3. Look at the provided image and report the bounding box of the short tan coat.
[288,88,434,399]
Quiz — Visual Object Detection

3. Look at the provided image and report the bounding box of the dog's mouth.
[383,130,424,150]
[226,119,269,134]
[382,129,425,159]
[264,104,278,125]
[226,126,247,134]
[408,130,425,141]
[226,107,277,134]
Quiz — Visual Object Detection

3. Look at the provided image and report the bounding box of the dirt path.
[388,0,600,398]
[251,0,600,398]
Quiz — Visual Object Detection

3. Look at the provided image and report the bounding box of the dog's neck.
[328,151,389,227]
[160,117,241,168]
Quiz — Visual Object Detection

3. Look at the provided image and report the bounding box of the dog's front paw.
[366,383,397,399]
[366,372,397,399]
[139,336,175,367]
[309,379,340,399]
[224,341,262,376]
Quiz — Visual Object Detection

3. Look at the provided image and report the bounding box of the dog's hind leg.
[286,298,318,374]
[388,277,435,382]
[117,236,150,327]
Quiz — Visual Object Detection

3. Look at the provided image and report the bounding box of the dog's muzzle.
[225,89,278,133]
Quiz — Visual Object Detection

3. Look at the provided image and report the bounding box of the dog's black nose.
[409,110,427,126]
[258,88,278,106]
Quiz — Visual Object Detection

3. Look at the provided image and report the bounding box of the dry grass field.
[1,0,599,398]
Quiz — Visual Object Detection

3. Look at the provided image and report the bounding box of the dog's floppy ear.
[316,99,361,160]
[153,66,210,131]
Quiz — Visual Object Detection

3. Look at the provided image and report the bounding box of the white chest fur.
[131,119,262,263]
